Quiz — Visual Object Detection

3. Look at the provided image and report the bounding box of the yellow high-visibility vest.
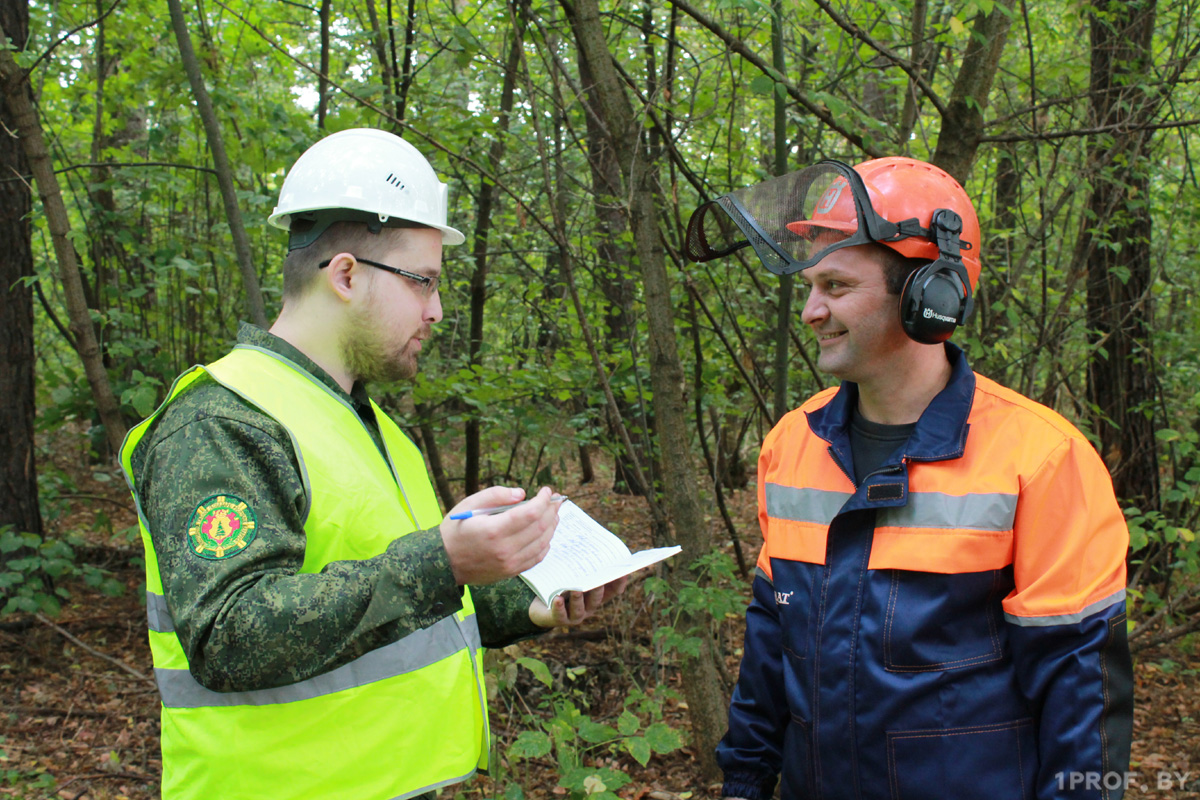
[120,344,488,800]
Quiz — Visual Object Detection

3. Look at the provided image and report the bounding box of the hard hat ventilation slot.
[385,173,406,190]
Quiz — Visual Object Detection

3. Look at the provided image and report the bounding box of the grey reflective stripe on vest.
[155,613,481,708]
[146,591,174,633]
[765,483,1017,531]
[390,765,479,800]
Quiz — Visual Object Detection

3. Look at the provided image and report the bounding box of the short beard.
[340,301,419,385]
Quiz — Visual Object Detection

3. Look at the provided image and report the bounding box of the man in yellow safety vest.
[120,128,626,800]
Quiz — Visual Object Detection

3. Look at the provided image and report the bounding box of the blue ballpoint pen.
[448,494,567,520]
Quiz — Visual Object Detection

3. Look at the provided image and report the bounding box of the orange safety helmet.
[686,156,981,291]
[786,157,981,290]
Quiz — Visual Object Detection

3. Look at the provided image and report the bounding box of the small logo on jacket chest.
[775,590,793,605]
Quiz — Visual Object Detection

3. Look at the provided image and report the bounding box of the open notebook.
[519,500,682,606]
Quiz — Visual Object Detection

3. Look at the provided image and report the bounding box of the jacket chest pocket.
[771,560,819,662]
[883,567,1011,672]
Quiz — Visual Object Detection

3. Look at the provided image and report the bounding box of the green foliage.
[0,748,57,796]
[0,527,125,617]
[1124,419,1200,623]
[649,551,747,658]
[487,653,686,799]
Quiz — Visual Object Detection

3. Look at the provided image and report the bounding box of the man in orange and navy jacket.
[685,157,1132,799]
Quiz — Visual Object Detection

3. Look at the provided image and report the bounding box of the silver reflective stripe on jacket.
[152,611,481,708]
[764,484,848,525]
[764,483,1017,531]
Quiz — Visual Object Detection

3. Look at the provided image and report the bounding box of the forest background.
[1,0,1199,797]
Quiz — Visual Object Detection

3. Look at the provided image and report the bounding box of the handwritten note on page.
[520,500,681,606]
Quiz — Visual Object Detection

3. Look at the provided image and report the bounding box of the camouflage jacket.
[130,323,541,692]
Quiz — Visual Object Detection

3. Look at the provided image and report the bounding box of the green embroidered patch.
[187,495,258,560]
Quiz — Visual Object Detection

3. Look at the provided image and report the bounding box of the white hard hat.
[268,128,465,249]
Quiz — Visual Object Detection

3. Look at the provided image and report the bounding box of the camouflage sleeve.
[137,391,463,692]
[471,578,543,646]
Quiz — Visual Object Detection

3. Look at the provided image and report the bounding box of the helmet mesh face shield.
[685,161,920,276]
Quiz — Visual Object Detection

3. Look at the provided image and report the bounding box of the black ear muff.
[900,263,969,344]
[898,209,974,345]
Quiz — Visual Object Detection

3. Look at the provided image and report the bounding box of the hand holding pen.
[449,494,568,520]
[439,486,564,586]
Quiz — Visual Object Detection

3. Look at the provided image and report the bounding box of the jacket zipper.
[826,447,906,490]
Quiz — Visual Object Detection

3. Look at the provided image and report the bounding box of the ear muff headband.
[898,209,975,344]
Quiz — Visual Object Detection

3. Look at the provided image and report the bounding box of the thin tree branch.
[167,0,268,327]
[983,117,1200,143]
[811,0,947,117]
[24,0,124,77]
[35,613,154,685]
[0,160,219,183]
[668,0,885,158]
[33,279,76,348]
[1130,613,1200,652]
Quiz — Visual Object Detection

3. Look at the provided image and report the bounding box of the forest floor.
[2,432,1198,800]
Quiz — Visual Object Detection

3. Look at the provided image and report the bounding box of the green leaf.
[625,735,652,766]
[577,720,617,744]
[616,710,640,736]
[749,74,775,95]
[517,657,553,688]
[644,722,684,754]
[1129,527,1148,551]
[509,730,553,760]
[0,531,27,553]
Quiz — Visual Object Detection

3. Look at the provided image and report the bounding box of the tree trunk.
[576,52,645,496]
[465,14,523,495]
[0,18,127,456]
[770,0,791,423]
[898,0,929,147]
[397,0,417,122]
[0,0,42,545]
[563,0,726,781]
[364,0,398,126]
[414,406,456,511]
[167,0,268,328]
[318,0,331,128]
[1082,0,1159,511]
[931,0,1017,182]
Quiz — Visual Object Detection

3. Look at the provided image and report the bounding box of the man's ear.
[323,252,364,303]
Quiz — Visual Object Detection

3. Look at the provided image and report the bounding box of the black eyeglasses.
[318,256,440,297]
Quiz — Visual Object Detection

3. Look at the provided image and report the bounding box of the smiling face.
[339,227,444,384]
[799,244,912,388]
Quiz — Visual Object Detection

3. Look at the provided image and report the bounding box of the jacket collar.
[806,342,975,464]
[237,321,375,413]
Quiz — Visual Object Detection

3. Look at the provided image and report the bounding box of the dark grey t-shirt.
[849,405,915,484]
